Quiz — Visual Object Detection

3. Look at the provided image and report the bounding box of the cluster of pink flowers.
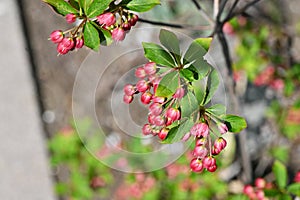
[254,66,284,90]
[97,12,138,42]
[243,178,273,200]
[49,11,138,55]
[123,62,184,140]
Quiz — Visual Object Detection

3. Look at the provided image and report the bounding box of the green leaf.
[162,118,194,143]
[278,194,292,200]
[192,78,206,104]
[43,0,78,16]
[83,22,100,51]
[206,104,226,117]
[180,69,196,82]
[223,115,247,133]
[87,0,113,18]
[181,91,199,118]
[142,42,176,67]
[155,71,179,97]
[90,21,113,46]
[125,0,160,12]
[159,29,180,63]
[184,39,211,80]
[287,183,300,196]
[264,189,281,197]
[69,0,80,10]
[194,37,212,51]
[203,69,219,105]
[78,0,92,13]
[273,160,288,189]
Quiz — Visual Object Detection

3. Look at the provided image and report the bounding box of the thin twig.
[216,0,228,23]
[223,0,240,23]
[191,0,215,25]
[214,0,219,19]
[227,0,262,21]
[138,18,212,31]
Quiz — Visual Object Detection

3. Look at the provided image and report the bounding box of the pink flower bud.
[190,158,203,173]
[255,178,266,189]
[165,108,181,122]
[181,132,191,142]
[65,13,76,24]
[122,22,131,31]
[142,124,152,135]
[173,88,185,99]
[129,14,139,26]
[57,42,69,55]
[148,114,156,124]
[144,62,157,75]
[256,190,265,200]
[214,137,227,152]
[153,115,165,126]
[190,123,209,137]
[294,171,300,183]
[123,95,133,104]
[75,37,84,49]
[243,185,254,195]
[135,67,146,78]
[165,117,173,126]
[61,37,75,50]
[112,28,126,42]
[158,128,169,140]
[207,164,217,172]
[152,96,165,104]
[149,103,162,116]
[218,123,228,134]
[193,146,208,159]
[141,91,152,104]
[97,13,116,26]
[195,137,207,146]
[123,84,135,96]
[202,156,216,169]
[136,79,149,92]
[50,30,64,44]
[222,22,234,35]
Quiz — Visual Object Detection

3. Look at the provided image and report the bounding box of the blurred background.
[1,0,300,199]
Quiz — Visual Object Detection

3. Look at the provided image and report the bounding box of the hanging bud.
[97,13,116,26]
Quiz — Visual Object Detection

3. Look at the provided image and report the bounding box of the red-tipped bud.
[214,137,227,152]
[65,13,76,24]
[202,156,216,169]
[270,79,284,90]
[165,108,181,122]
[61,37,75,50]
[190,158,203,173]
[193,146,208,159]
[129,14,138,26]
[148,114,156,125]
[255,178,266,189]
[222,22,234,35]
[165,117,173,126]
[294,171,300,183]
[122,22,131,31]
[141,91,152,104]
[123,84,135,96]
[123,95,133,104]
[144,62,157,75]
[142,124,152,135]
[57,42,69,55]
[136,79,149,92]
[256,190,265,200]
[75,37,84,49]
[158,128,169,140]
[149,103,162,116]
[135,67,147,78]
[112,28,126,41]
[97,13,116,26]
[218,123,228,134]
[50,30,64,44]
[173,88,185,99]
[190,123,209,137]
[207,164,217,172]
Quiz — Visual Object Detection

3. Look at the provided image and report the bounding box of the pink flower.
[141,92,152,104]
[123,95,133,104]
[123,84,135,96]
[96,13,116,26]
[173,88,185,99]
[181,132,191,142]
[158,128,169,140]
[135,67,146,78]
[144,62,157,75]
[75,37,84,49]
[190,158,203,173]
[270,79,284,90]
[165,108,181,122]
[112,27,126,41]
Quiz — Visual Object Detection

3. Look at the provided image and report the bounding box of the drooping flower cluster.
[123,62,184,140]
[243,178,273,200]
[49,10,138,55]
